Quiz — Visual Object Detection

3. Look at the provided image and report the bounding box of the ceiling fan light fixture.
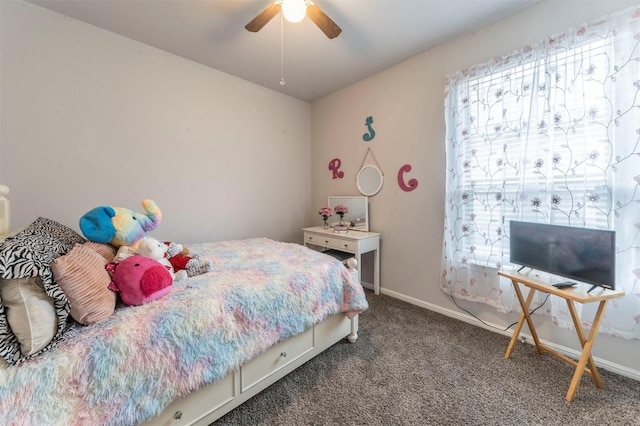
[281,0,307,23]
[245,1,340,39]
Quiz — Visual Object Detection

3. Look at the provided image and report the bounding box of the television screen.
[509,221,615,290]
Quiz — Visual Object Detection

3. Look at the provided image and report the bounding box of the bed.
[0,217,368,425]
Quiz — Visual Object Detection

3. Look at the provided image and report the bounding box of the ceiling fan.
[245,0,342,39]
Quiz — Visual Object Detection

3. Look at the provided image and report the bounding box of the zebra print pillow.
[0,217,85,364]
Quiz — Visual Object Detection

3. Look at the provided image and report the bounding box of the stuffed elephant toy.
[79,199,162,248]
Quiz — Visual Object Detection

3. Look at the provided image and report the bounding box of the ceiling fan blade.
[245,3,282,32]
[306,3,342,39]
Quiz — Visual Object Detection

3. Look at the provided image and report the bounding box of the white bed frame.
[141,260,360,426]
[0,188,363,425]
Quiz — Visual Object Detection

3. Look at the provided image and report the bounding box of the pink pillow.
[51,244,116,325]
[82,241,117,262]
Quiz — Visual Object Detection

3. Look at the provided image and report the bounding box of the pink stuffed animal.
[106,255,173,305]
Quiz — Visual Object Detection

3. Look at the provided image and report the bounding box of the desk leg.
[505,281,542,358]
[565,299,608,401]
[373,248,380,295]
[355,251,363,288]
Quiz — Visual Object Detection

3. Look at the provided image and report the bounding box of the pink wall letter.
[398,164,418,191]
[329,158,344,179]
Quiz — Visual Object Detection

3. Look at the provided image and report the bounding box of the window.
[458,38,613,268]
[441,6,640,339]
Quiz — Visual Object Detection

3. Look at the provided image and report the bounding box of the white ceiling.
[24,0,541,102]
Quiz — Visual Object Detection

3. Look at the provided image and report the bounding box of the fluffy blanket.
[0,238,368,425]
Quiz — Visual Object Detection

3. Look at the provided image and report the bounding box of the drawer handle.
[173,410,183,421]
[280,351,287,359]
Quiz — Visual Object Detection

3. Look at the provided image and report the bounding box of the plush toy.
[137,236,212,279]
[113,245,137,263]
[79,199,162,249]
[136,237,185,280]
[105,255,173,305]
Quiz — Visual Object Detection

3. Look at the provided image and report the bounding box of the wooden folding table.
[499,270,625,401]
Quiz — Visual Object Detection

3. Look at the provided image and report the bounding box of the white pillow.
[0,277,58,356]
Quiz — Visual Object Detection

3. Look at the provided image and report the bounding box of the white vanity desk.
[303,226,381,295]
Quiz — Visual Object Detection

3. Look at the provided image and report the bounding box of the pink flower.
[334,205,349,215]
[318,207,333,220]
[333,205,348,224]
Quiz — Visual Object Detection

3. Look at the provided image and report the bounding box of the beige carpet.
[214,291,640,425]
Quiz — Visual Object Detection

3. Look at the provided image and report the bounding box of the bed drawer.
[142,371,236,425]
[241,328,314,392]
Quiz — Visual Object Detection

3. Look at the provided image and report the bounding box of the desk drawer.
[304,232,321,246]
[304,232,357,253]
[305,232,341,249]
[334,239,357,252]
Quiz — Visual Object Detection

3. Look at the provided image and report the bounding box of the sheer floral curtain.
[441,6,640,339]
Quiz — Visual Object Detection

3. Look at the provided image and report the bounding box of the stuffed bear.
[136,237,212,278]
[136,237,186,281]
[105,255,173,305]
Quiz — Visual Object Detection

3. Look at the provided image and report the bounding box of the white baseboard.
[378,287,640,382]
[360,281,374,292]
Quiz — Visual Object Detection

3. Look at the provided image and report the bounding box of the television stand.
[499,270,625,401]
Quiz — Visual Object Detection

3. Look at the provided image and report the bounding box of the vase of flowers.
[334,204,348,225]
[319,207,333,229]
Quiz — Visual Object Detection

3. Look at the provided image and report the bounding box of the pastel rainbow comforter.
[0,238,368,425]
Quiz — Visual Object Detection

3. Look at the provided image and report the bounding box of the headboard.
[0,185,9,238]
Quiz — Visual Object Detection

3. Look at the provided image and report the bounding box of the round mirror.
[357,165,384,196]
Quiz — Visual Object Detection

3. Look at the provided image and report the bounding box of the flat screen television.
[509,221,615,292]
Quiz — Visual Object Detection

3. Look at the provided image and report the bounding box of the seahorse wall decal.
[328,158,344,179]
[362,116,375,141]
[398,164,418,192]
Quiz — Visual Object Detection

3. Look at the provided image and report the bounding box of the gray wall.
[2,0,638,379]
[1,0,311,244]
[310,0,640,379]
